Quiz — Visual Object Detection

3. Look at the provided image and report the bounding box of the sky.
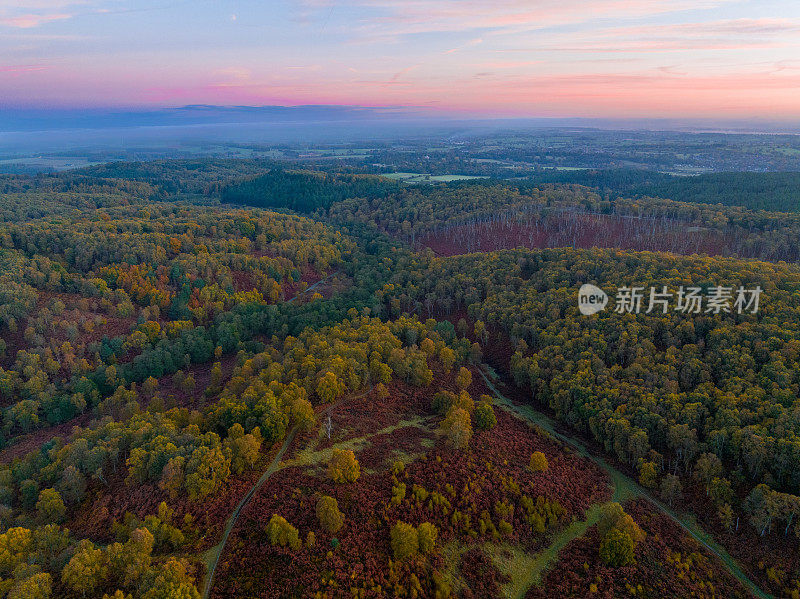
[1,0,799,119]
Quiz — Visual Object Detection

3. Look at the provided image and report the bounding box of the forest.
[0,159,798,598]
[519,170,800,213]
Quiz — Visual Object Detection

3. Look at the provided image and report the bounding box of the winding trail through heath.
[478,365,772,599]
[200,425,300,599]
[201,383,374,599]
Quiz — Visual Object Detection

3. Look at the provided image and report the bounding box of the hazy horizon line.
[2,104,799,135]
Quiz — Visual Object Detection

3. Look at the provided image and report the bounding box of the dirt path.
[478,365,772,599]
[285,270,337,304]
[200,424,300,599]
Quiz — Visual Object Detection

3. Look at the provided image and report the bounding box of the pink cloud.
[0,64,49,73]
[0,13,71,27]
[338,0,739,40]
[502,18,800,54]
[134,67,800,119]
[613,17,800,36]
[477,60,543,69]
[444,37,483,54]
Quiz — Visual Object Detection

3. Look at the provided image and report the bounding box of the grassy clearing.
[282,415,434,474]
[382,172,489,184]
[439,540,469,596]
[489,543,540,599]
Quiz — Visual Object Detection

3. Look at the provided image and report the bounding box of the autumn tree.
[265,514,301,550]
[291,398,316,432]
[660,474,683,507]
[7,572,52,599]
[598,502,645,545]
[638,461,657,489]
[316,495,344,534]
[694,453,723,495]
[0,527,32,576]
[417,522,438,555]
[57,466,86,505]
[328,449,360,484]
[139,558,199,599]
[114,527,154,586]
[718,503,734,531]
[474,320,488,344]
[317,371,343,403]
[441,407,472,450]
[224,423,262,474]
[159,456,185,500]
[439,347,456,372]
[142,376,158,396]
[36,489,65,523]
[432,390,457,415]
[185,445,231,500]
[599,528,635,567]
[20,480,39,510]
[455,367,472,391]
[473,400,496,430]
[61,540,108,597]
[390,521,419,560]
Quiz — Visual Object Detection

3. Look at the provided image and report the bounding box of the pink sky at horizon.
[1,0,799,119]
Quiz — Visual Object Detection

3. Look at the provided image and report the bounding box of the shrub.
[529,451,548,473]
[376,383,389,400]
[494,500,514,521]
[498,520,513,536]
[391,482,407,506]
[417,522,438,554]
[474,401,497,430]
